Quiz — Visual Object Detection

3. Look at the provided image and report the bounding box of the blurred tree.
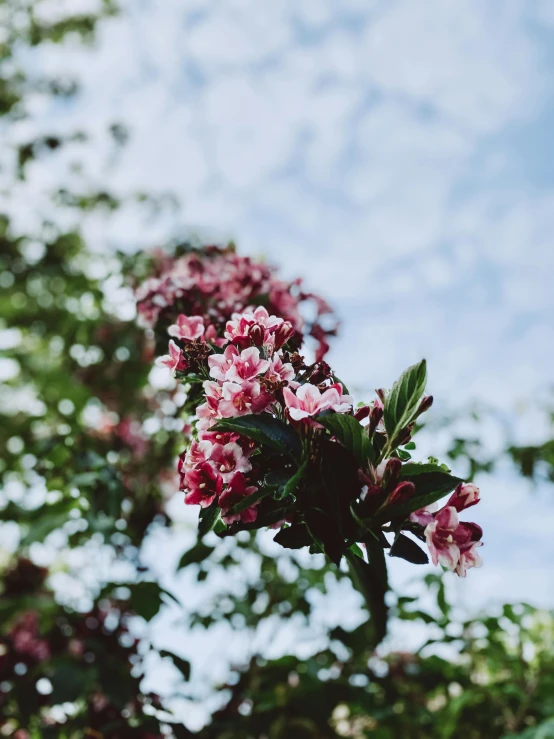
[1,1,554,738]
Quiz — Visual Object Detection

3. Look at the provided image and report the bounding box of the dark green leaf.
[384,359,427,445]
[198,501,220,537]
[373,463,463,523]
[177,542,215,569]
[274,523,313,549]
[317,411,374,466]
[390,533,429,564]
[213,414,302,460]
[345,536,388,647]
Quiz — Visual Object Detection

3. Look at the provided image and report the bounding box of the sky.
[4,0,554,728]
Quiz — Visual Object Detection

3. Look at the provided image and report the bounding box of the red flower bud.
[387,480,416,505]
[354,405,370,422]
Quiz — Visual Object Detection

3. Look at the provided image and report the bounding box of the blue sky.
[4,0,554,727]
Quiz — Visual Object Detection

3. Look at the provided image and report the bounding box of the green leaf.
[127,582,173,621]
[273,523,313,550]
[159,649,192,681]
[373,463,463,523]
[384,359,427,445]
[213,414,302,460]
[317,411,374,466]
[198,501,220,537]
[389,533,429,564]
[320,439,362,533]
[305,510,344,566]
[345,537,388,647]
[177,542,215,569]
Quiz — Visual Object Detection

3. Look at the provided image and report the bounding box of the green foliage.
[384,359,427,448]
[213,414,303,460]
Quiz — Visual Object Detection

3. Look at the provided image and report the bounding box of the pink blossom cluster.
[410,483,483,577]
[6,612,51,663]
[135,246,336,361]
[158,306,353,524]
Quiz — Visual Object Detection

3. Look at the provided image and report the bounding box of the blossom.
[225,347,270,383]
[225,306,283,347]
[183,461,223,507]
[447,482,480,512]
[196,381,223,429]
[210,442,252,483]
[219,472,259,524]
[208,345,238,381]
[265,355,295,384]
[168,314,205,341]
[424,506,483,577]
[155,340,187,373]
[283,383,354,421]
[218,381,271,418]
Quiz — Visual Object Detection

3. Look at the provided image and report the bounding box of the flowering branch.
[142,245,484,646]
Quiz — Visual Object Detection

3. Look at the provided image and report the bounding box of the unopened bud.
[354,405,370,422]
[368,404,384,435]
[249,324,264,347]
[382,457,402,492]
[386,480,416,505]
[415,395,433,419]
[274,321,295,350]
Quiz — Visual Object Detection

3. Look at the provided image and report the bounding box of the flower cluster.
[135,245,337,361]
[410,483,483,577]
[149,243,484,627]
[158,306,351,524]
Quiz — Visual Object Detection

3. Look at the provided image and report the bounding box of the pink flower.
[447,482,480,512]
[283,383,354,421]
[168,314,205,341]
[219,472,259,524]
[409,502,439,527]
[226,347,270,383]
[424,506,483,577]
[218,381,271,418]
[210,442,252,482]
[266,356,295,384]
[155,340,188,372]
[196,381,223,429]
[183,461,223,507]
[208,345,239,381]
[184,439,213,467]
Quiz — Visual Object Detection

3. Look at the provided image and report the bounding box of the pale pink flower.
[266,356,295,384]
[218,381,271,418]
[208,345,238,381]
[184,439,214,467]
[424,506,483,577]
[409,502,439,527]
[196,381,223,429]
[155,340,187,372]
[226,347,270,383]
[210,442,252,482]
[168,314,205,341]
[283,383,354,421]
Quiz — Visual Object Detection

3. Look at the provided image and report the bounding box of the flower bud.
[386,480,416,505]
[382,457,402,492]
[354,405,370,422]
[368,403,384,435]
[415,395,434,418]
[447,482,480,512]
[274,321,295,350]
[249,324,265,347]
